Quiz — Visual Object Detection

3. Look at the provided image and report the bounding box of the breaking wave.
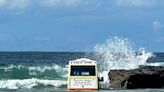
[0,64,67,79]
[0,64,67,89]
[0,78,66,89]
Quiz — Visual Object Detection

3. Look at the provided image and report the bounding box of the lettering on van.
[71,61,95,64]
[71,79,97,88]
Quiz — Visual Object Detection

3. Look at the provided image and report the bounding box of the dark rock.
[108,66,164,89]
[126,74,161,89]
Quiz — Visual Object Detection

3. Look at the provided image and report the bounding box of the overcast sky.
[0,0,164,52]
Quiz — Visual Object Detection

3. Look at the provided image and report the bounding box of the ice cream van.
[67,58,103,90]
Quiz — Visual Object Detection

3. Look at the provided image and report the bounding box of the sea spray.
[94,37,153,87]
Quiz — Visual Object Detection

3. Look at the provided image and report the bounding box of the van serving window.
[70,66,95,76]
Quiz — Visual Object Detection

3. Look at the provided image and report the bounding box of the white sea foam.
[28,64,63,72]
[94,37,153,86]
[0,65,25,72]
[28,64,67,77]
[0,78,66,89]
[145,62,164,66]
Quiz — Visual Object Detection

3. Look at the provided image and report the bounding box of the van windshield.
[70,66,96,76]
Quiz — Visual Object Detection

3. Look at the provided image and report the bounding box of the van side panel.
[67,59,98,90]
[67,64,98,90]
[68,76,98,90]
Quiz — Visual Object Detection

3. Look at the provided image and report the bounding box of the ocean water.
[0,37,164,92]
[0,52,164,92]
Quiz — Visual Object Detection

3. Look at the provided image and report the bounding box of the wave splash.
[94,36,153,70]
[94,37,153,87]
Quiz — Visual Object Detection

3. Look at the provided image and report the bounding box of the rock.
[108,66,164,89]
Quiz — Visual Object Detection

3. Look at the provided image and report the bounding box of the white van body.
[67,58,98,90]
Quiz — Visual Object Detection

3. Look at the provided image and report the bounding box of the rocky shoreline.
[108,66,164,89]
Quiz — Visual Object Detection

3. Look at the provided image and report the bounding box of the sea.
[0,37,164,92]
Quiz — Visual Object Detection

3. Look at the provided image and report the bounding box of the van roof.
[69,58,96,65]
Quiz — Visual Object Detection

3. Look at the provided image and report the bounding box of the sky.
[0,0,164,52]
